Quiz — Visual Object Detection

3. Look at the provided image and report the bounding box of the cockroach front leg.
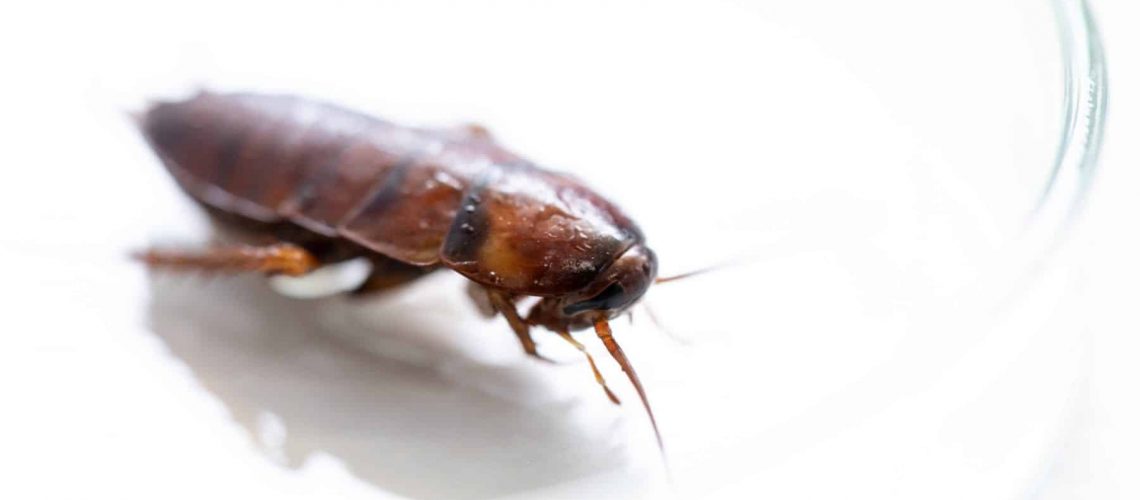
[134,242,319,276]
[555,330,621,405]
[485,289,553,363]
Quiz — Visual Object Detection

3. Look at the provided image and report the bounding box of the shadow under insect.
[143,273,635,499]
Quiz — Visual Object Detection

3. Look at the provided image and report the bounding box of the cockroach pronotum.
[134,91,680,450]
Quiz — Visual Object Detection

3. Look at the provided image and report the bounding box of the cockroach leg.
[486,289,554,363]
[133,242,319,277]
[594,318,664,452]
[555,330,621,405]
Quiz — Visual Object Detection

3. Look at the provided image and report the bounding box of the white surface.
[1,1,1136,498]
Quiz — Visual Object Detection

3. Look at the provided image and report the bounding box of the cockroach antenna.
[654,254,766,284]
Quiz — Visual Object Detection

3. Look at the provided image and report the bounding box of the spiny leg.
[134,242,319,276]
[555,330,621,405]
[594,318,664,453]
[486,289,552,363]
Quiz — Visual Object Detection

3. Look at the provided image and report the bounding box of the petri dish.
[86,0,1107,498]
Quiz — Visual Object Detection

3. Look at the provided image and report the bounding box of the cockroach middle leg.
[555,330,621,405]
[486,289,553,363]
[134,242,319,277]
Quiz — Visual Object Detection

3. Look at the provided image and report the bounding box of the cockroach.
[134,91,676,450]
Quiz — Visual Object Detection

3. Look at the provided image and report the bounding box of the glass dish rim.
[1033,0,1106,247]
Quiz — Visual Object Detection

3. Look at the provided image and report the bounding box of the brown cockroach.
[134,91,671,449]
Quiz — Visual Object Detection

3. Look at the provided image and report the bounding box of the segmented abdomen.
[142,92,519,265]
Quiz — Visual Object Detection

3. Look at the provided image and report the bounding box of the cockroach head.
[528,244,657,331]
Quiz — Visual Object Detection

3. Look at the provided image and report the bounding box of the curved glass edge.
[1033,0,1107,242]
[969,0,1106,312]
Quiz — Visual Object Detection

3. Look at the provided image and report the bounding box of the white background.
[1,1,1138,498]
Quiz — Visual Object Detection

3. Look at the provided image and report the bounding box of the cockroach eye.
[563,282,627,315]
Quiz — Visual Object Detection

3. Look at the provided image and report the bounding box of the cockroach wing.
[338,158,470,265]
[337,143,515,265]
[440,164,644,296]
[142,93,404,227]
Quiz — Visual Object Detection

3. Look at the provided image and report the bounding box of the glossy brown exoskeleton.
[136,92,664,448]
